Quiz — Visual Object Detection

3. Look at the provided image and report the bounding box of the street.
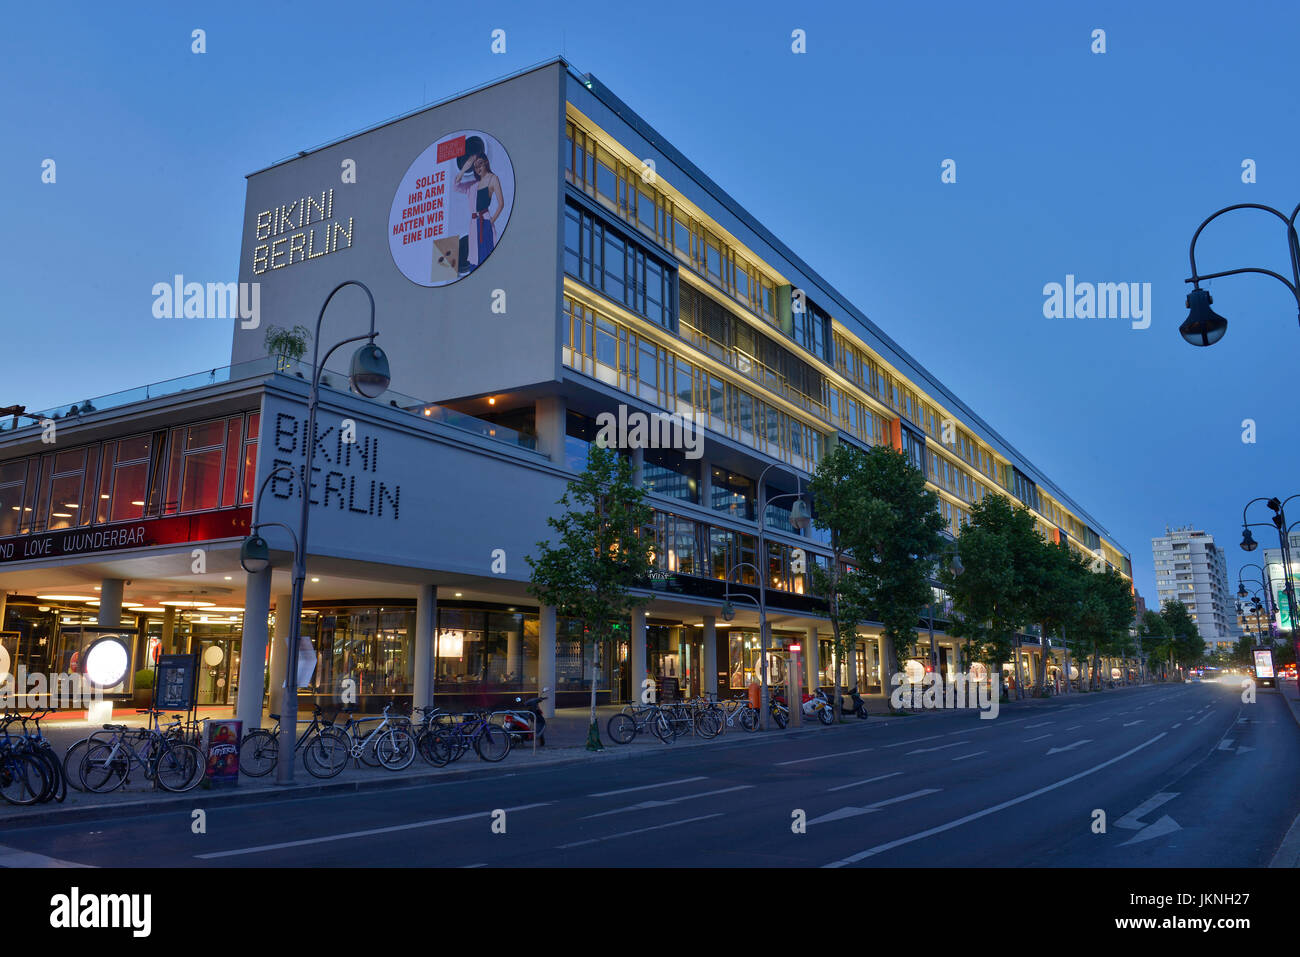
[4,680,1296,868]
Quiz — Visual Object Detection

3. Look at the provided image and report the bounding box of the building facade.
[0,59,1131,720]
[1151,525,1238,651]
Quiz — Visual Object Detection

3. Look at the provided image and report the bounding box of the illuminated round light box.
[83,635,131,689]
[388,129,515,287]
[203,646,225,667]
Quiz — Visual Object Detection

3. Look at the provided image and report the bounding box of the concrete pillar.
[631,607,648,704]
[806,627,820,691]
[536,396,567,466]
[539,605,557,718]
[413,584,436,712]
[98,578,124,628]
[699,459,713,510]
[630,446,644,488]
[236,567,272,728]
[702,615,717,699]
[268,593,292,715]
[161,607,177,655]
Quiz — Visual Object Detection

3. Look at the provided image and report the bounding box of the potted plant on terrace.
[264,325,312,377]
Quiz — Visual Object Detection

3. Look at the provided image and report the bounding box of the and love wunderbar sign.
[0,508,251,565]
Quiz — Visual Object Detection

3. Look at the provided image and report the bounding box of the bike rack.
[490,709,539,756]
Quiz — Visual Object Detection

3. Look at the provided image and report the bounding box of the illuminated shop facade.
[0,59,1130,720]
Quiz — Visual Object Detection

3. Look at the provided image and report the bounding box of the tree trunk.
[1013,636,1025,700]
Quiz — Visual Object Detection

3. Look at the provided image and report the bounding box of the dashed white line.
[952,751,987,762]
[557,813,723,849]
[589,776,707,797]
[827,771,903,793]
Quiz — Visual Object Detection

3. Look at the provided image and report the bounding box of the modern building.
[0,58,1132,722]
[1151,526,1238,651]
[1258,531,1300,635]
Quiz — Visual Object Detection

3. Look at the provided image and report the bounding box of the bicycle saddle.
[103,724,127,732]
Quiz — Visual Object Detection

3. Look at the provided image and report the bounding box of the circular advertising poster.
[389,129,515,286]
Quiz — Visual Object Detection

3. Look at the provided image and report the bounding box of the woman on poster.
[453,150,505,270]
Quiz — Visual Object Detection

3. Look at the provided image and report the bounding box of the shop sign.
[0,508,251,566]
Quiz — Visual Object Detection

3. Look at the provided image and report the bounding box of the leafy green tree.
[526,446,654,750]
[1158,599,1203,678]
[1138,609,1170,679]
[822,445,946,712]
[943,494,1041,700]
[1027,540,1086,695]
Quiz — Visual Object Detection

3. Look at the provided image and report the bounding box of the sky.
[4,0,1299,613]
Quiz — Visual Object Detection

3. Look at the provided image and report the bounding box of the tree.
[809,444,880,719]
[819,445,946,713]
[1027,540,1086,696]
[526,446,654,750]
[1138,609,1170,679]
[1159,600,1203,679]
[264,324,312,362]
[944,494,1041,700]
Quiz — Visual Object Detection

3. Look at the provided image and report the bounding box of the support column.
[98,578,124,629]
[539,605,557,718]
[631,607,648,704]
[237,567,272,728]
[161,607,177,655]
[413,584,437,713]
[702,615,718,699]
[536,396,567,466]
[806,627,820,691]
[268,593,292,716]
[630,446,644,489]
[699,460,713,510]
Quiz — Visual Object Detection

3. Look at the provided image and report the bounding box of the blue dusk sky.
[3,0,1298,609]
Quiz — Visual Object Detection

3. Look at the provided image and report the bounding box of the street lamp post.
[242,281,390,785]
[1178,201,1300,347]
[1240,496,1300,676]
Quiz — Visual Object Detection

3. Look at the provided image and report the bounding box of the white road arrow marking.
[1237,745,1256,755]
[1119,814,1182,846]
[806,788,942,825]
[1046,739,1092,755]
[1217,739,1235,751]
[1115,792,1178,830]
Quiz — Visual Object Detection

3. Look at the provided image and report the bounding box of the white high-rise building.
[1152,526,1239,651]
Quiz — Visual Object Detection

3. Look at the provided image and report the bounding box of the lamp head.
[1179,287,1227,347]
[1238,584,1248,598]
[1241,528,1258,552]
[720,601,736,623]
[349,342,391,398]
[789,498,812,532]
[240,533,271,574]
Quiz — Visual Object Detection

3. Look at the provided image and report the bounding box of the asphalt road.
[4,679,1296,868]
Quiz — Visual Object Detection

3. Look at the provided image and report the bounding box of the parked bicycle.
[78,717,204,793]
[424,711,512,765]
[237,705,351,779]
[331,704,416,771]
[606,703,674,744]
[1,710,67,805]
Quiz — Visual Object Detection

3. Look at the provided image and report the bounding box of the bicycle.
[425,711,512,765]
[237,706,351,779]
[78,721,204,793]
[0,711,62,805]
[606,703,674,744]
[332,704,416,770]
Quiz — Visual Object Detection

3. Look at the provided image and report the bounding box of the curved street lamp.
[1241,496,1300,672]
[1179,201,1300,347]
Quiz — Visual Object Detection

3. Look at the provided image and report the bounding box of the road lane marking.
[582,785,752,819]
[776,747,874,766]
[1217,739,1235,751]
[556,813,723,849]
[952,751,987,762]
[0,845,94,868]
[907,742,964,755]
[1172,722,1182,728]
[1046,739,1092,755]
[824,733,1167,867]
[194,803,553,859]
[1025,734,1051,742]
[589,776,706,797]
[827,771,902,793]
[1115,792,1179,830]
[1123,720,1143,727]
[1066,725,1083,730]
[1024,722,1053,729]
[807,788,943,825]
[883,734,945,749]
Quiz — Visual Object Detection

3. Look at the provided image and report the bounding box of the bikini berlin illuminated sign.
[268,412,401,520]
[251,188,355,275]
[388,129,515,287]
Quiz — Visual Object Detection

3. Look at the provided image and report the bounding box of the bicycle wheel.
[607,713,638,744]
[238,729,279,777]
[0,751,49,805]
[695,709,722,739]
[375,728,415,770]
[740,706,759,732]
[154,741,205,792]
[648,708,674,743]
[357,730,383,768]
[772,706,788,729]
[474,724,511,762]
[428,730,459,765]
[61,737,97,793]
[37,747,67,803]
[79,744,129,793]
[30,748,61,804]
[303,727,350,779]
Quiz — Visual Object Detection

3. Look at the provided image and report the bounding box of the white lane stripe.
[907,742,964,755]
[1025,734,1051,742]
[1024,722,1053,729]
[883,734,946,749]
[827,771,902,793]
[777,747,873,766]
[581,785,752,819]
[195,802,552,859]
[0,845,94,868]
[589,776,706,797]
[1066,725,1083,730]
[824,733,1168,867]
[948,717,1028,735]
[952,751,986,762]
[556,813,723,849]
